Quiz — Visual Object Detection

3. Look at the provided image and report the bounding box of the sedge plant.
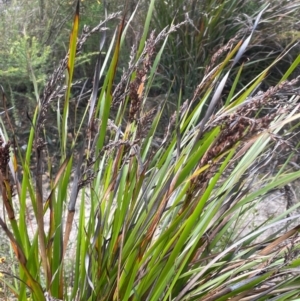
[1,1,300,300]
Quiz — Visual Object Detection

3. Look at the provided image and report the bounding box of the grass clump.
[0,1,300,300]
[152,0,300,98]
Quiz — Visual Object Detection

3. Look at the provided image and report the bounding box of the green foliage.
[1,1,300,301]
[152,0,300,97]
[0,34,51,90]
[151,0,247,95]
[0,0,105,91]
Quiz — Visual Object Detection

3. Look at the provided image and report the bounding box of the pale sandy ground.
[235,180,300,241]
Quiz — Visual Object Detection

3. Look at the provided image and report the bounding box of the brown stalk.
[35,143,51,288]
[139,171,178,258]
[0,137,18,234]
[259,224,300,256]
[62,150,83,260]
[0,178,14,222]
[45,156,71,251]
